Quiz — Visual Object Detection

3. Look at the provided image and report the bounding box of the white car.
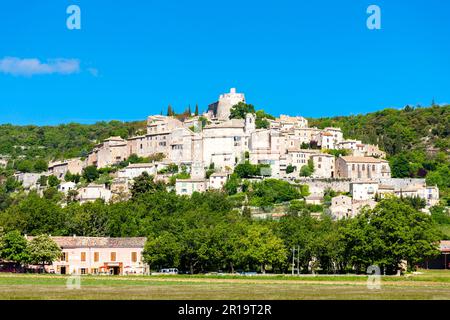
[160,268,179,275]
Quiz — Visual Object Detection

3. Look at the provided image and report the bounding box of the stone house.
[48,158,84,179]
[175,178,207,196]
[27,236,147,275]
[77,184,112,204]
[336,156,391,179]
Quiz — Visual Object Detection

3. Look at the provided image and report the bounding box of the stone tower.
[216,88,246,121]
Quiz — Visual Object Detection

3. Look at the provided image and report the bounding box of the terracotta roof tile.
[28,236,146,249]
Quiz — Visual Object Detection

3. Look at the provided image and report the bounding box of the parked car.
[160,268,178,275]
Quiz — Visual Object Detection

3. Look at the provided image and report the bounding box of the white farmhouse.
[209,172,229,190]
[77,184,112,204]
[175,178,208,196]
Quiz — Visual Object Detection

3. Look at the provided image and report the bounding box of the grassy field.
[0,270,449,300]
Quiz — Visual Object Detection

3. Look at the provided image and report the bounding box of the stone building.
[350,181,379,201]
[48,158,84,179]
[336,156,391,179]
[311,153,335,178]
[207,88,246,121]
[28,236,147,275]
[77,184,112,204]
[86,137,129,169]
[175,178,208,196]
[202,114,255,170]
[209,172,230,190]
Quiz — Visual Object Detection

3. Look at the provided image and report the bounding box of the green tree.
[341,198,441,274]
[0,230,29,266]
[143,232,182,273]
[38,175,48,187]
[249,179,302,207]
[26,234,62,271]
[241,224,286,273]
[33,159,49,173]
[15,160,34,173]
[65,200,109,236]
[299,159,314,177]
[167,104,173,116]
[224,174,240,195]
[0,192,67,235]
[194,104,199,116]
[47,175,60,188]
[229,102,256,120]
[65,172,81,184]
[82,166,99,183]
[5,177,21,193]
[131,172,164,197]
[286,164,296,174]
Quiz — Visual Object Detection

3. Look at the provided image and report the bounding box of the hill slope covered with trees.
[309,105,449,203]
[0,105,448,202]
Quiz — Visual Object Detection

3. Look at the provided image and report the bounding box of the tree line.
[0,177,441,275]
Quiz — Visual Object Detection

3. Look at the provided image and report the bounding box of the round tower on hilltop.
[216,88,246,120]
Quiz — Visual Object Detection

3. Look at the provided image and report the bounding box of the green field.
[0,270,449,300]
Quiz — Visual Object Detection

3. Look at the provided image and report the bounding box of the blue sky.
[0,0,449,125]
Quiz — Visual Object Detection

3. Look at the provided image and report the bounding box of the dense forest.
[0,120,146,161]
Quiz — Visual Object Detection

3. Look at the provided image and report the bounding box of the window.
[372,165,376,171]
[131,252,137,263]
[61,252,68,262]
[91,268,99,275]
[94,252,99,262]
[80,268,87,275]
[81,252,86,262]
[111,252,116,262]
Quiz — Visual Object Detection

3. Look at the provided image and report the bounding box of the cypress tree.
[195,104,199,116]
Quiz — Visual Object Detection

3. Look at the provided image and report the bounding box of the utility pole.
[291,247,295,276]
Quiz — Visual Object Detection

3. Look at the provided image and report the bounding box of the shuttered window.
[111,252,116,262]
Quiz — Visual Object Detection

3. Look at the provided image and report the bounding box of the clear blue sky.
[0,0,449,125]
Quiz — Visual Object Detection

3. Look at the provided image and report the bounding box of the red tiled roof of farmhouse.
[27,236,146,249]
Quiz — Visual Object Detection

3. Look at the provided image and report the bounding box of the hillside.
[0,105,448,203]
[309,105,449,203]
[308,105,449,156]
[0,120,146,163]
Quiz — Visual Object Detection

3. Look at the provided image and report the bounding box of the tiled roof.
[340,156,383,163]
[204,119,245,129]
[126,163,155,168]
[211,172,229,177]
[27,236,147,249]
[176,178,206,183]
[104,136,126,142]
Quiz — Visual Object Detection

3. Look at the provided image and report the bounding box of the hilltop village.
[12,88,440,220]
